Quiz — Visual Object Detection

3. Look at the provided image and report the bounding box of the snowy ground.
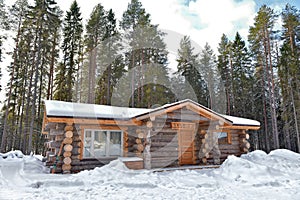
[1,150,300,200]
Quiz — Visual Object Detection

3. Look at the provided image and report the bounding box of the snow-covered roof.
[44,99,260,127]
[221,114,260,127]
[44,100,151,119]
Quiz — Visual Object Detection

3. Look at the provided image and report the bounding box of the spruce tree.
[231,32,253,117]
[176,36,207,105]
[95,9,125,105]
[248,5,279,151]
[279,4,300,152]
[199,43,219,111]
[84,3,106,103]
[120,0,172,108]
[54,0,82,102]
[1,0,61,153]
[217,34,233,114]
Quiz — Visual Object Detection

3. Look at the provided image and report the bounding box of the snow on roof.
[44,100,151,119]
[221,114,261,127]
[44,99,260,127]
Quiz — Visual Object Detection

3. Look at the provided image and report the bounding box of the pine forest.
[0,0,300,155]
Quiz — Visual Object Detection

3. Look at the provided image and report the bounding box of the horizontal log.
[220,149,241,154]
[64,144,73,152]
[151,135,178,140]
[71,155,80,160]
[72,135,81,142]
[49,129,64,136]
[56,123,66,130]
[65,131,73,138]
[71,159,109,166]
[146,121,153,128]
[47,141,61,148]
[71,164,104,172]
[71,147,81,155]
[45,123,57,131]
[62,164,71,171]
[151,151,178,157]
[55,135,64,141]
[151,142,178,148]
[151,147,178,152]
[241,148,249,153]
[240,141,250,149]
[63,157,72,165]
[138,132,146,139]
[63,151,72,158]
[63,137,73,144]
[136,138,142,144]
[133,144,144,152]
[218,144,240,150]
[72,142,82,148]
[239,138,247,144]
[64,125,74,132]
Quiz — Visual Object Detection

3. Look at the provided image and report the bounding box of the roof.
[44,100,151,120]
[44,99,260,128]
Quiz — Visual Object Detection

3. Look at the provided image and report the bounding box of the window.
[216,131,231,144]
[83,129,123,158]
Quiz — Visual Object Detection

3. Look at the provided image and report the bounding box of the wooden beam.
[135,102,190,121]
[186,103,231,125]
[42,109,48,135]
[221,125,260,130]
[46,117,142,126]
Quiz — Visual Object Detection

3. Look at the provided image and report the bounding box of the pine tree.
[176,36,207,105]
[54,0,82,102]
[1,0,29,152]
[217,34,233,114]
[95,9,125,105]
[120,0,172,108]
[279,4,300,152]
[1,0,62,153]
[84,3,106,104]
[248,5,279,151]
[199,43,219,111]
[231,32,253,117]
[0,0,9,63]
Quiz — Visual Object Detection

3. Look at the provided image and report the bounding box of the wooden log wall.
[150,122,178,168]
[195,129,250,164]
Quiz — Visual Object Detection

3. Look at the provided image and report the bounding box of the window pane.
[84,130,92,157]
[109,131,121,156]
[94,131,107,157]
[218,132,227,139]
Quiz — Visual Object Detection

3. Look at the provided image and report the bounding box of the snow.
[118,157,143,162]
[1,149,300,199]
[221,114,261,127]
[45,99,260,127]
[44,100,151,119]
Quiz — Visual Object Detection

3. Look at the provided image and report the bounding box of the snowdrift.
[1,149,300,199]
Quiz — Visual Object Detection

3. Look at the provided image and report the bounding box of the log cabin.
[42,99,260,173]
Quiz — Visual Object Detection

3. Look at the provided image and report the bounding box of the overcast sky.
[55,0,300,51]
[1,0,300,104]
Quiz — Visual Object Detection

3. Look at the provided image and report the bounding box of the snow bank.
[1,149,300,199]
[218,149,300,187]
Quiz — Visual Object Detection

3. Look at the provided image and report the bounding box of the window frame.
[215,130,232,145]
[83,129,123,159]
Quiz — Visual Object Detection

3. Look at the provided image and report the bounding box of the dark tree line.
[0,0,299,154]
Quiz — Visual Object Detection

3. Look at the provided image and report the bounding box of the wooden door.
[177,123,196,165]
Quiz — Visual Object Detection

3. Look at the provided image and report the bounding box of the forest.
[0,0,299,155]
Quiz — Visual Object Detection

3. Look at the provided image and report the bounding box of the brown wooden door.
[178,126,196,165]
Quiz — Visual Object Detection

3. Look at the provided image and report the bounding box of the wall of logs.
[44,120,251,173]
